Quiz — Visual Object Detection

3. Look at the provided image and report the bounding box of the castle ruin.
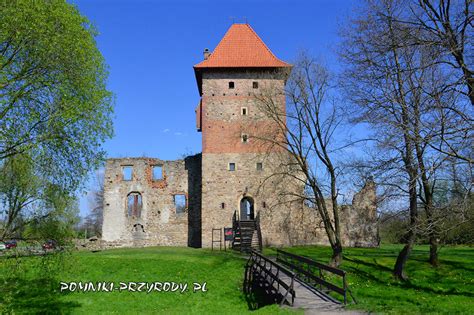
[102,24,378,249]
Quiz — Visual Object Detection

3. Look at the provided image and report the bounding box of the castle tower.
[100,24,379,250]
[194,24,294,247]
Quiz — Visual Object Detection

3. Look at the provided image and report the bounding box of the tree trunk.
[393,187,418,281]
[429,236,439,267]
[330,242,343,267]
[313,186,344,268]
[393,237,414,281]
[393,161,418,281]
[413,92,439,268]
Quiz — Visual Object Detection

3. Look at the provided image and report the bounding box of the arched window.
[127,192,142,218]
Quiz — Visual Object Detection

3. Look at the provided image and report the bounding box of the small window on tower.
[229,163,236,171]
[242,134,249,143]
[253,81,259,89]
[256,162,263,171]
[241,107,248,116]
[229,82,235,89]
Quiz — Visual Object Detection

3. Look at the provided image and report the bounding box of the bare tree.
[254,56,347,267]
[340,0,428,278]
[390,0,474,162]
[86,170,104,237]
[340,0,473,277]
[405,0,473,105]
[404,0,473,264]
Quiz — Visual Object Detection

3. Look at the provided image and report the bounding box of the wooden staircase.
[232,211,263,253]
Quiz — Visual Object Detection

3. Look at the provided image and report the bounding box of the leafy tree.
[23,184,80,246]
[0,154,40,238]
[0,0,113,193]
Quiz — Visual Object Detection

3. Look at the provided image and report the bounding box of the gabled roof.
[194,24,291,69]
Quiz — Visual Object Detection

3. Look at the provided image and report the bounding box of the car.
[42,240,57,250]
[5,240,17,249]
[0,242,6,251]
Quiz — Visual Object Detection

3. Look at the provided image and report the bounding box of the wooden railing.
[244,250,296,306]
[231,210,238,249]
[255,211,263,251]
[276,249,353,304]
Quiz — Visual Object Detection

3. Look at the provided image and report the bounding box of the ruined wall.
[199,153,378,247]
[342,181,379,247]
[102,156,201,247]
[185,154,202,247]
[281,181,379,248]
[101,154,378,248]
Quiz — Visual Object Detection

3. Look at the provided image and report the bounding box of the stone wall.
[272,180,379,248]
[199,69,295,247]
[199,151,379,248]
[342,181,379,247]
[200,151,302,247]
[101,154,378,248]
[185,154,202,247]
[102,156,201,247]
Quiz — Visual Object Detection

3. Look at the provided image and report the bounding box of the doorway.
[240,197,255,221]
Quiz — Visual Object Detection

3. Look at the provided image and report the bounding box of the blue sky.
[73,0,358,216]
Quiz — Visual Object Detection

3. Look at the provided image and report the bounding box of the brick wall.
[200,70,286,153]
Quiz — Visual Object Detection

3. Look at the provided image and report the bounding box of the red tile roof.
[194,24,290,68]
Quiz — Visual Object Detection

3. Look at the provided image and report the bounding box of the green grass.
[265,244,474,314]
[0,247,295,314]
[1,245,473,314]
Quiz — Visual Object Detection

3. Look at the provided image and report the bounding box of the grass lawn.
[266,244,474,314]
[1,245,473,314]
[0,247,296,314]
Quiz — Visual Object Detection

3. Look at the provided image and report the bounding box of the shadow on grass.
[439,259,474,273]
[243,270,288,311]
[398,280,474,298]
[243,282,281,311]
[344,256,393,273]
[343,257,474,298]
[0,277,80,313]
